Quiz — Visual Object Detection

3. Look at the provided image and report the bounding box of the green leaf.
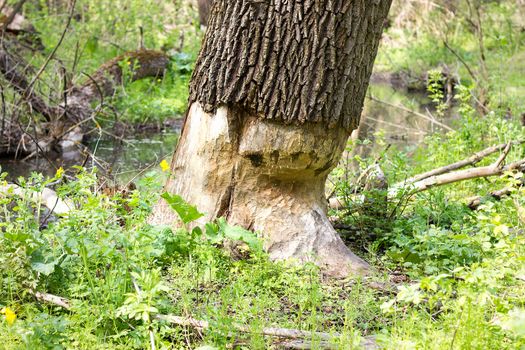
[217,218,261,251]
[161,192,204,224]
[31,261,57,276]
[204,222,222,244]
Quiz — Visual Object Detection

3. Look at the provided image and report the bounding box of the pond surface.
[0,82,454,183]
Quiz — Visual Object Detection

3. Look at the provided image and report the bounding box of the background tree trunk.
[196,0,212,26]
[153,0,392,277]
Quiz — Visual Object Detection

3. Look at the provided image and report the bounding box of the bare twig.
[442,40,478,83]
[25,0,76,96]
[366,95,453,132]
[492,141,512,169]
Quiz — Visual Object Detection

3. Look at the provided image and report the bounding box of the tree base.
[151,103,369,277]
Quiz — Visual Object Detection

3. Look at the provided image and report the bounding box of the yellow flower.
[160,160,170,172]
[1,307,16,325]
[55,167,64,178]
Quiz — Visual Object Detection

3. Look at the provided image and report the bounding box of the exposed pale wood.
[390,159,525,197]
[330,143,525,210]
[157,0,393,277]
[32,290,72,310]
[153,103,370,277]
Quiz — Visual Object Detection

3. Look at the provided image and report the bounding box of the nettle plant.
[0,166,263,347]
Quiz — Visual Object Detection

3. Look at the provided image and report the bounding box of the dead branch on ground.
[330,141,525,211]
[31,290,378,350]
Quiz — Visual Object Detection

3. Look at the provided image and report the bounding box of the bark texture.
[156,0,392,277]
[190,0,392,131]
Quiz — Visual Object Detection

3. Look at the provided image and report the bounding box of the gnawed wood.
[152,103,370,278]
[156,0,394,278]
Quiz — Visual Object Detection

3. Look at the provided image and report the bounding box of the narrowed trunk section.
[154,0,392,277]
[152,103,370,276]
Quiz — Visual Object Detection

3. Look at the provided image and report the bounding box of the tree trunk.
[196,0,212,26]
[153,0,392,277]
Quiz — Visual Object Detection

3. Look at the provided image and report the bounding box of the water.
[0,82,453,182]
[0,131,180,183]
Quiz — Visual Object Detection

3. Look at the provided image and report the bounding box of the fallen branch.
[31,290,378,350]
[330,142,525,211]
[467,175,524,210]
[32,290,72,310]
[156,314,340,342]
[467,187,514,210]
[389,159,525,197]
[397,142,521,186]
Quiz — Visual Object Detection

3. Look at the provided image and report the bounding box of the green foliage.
[1,169,381,349]
[427,69,448,117]
[377,0,525,113]
[13,0,202,128]
[1,1,524,349]
[161,192,204,224]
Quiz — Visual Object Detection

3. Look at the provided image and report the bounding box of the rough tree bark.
[153,0,393,277]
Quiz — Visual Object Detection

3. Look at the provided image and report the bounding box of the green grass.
[1,100,525,348]
[1,1,524,349]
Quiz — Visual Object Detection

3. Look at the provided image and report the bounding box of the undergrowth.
[0,1,524,349]
[1,85,525,348]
